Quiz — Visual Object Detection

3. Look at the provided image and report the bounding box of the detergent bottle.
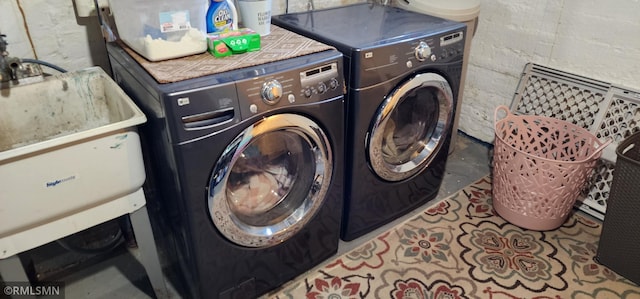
[206,0,238,33]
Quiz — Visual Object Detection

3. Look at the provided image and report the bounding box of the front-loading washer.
[273,3,466,241]
[107,43,344,298]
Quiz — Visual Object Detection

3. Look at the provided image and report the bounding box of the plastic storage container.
[492,106,611,231]
[596,131,640,285]
[109,0,208,61]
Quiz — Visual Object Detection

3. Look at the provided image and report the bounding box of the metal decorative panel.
[510,63,640,221]
[513,63,610,131]
[595,87,640,144]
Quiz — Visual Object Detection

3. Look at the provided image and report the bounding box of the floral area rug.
[267,176,640,299]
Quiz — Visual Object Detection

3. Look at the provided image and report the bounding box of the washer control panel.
[236,60,343,119]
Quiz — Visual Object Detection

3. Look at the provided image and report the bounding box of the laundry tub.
[0,67,147,258]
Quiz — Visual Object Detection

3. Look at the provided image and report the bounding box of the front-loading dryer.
[273,3,466,241]
[107,43,344,298]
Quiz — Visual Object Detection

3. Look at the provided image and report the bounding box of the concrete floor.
[12,132,493,299]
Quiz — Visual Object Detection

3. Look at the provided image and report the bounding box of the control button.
[414,41,432,62]
[261,79,283,105]
[406,61,413,68]
[249,104,258,114]
[288,94,296,103]
[177,97,190,106]
[430,54,437,62]
[329,78,339,89]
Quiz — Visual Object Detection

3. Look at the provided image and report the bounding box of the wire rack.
[510,63,640,220]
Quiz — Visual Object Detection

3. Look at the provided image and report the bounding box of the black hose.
[20,58,67,73]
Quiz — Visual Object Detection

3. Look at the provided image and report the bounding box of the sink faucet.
[0,33,44,84]
[0,33,11,82]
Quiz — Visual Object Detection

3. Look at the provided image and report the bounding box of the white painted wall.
[1,0,107,72]
[2,0,639,143]
[0,0,356,72]
[461,0,640,142]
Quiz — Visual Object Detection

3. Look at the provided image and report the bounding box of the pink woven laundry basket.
[491,106,612,231]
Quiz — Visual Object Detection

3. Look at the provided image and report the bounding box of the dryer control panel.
[235,60,343,119]
[414,31,464,62]
[353,27,466,89]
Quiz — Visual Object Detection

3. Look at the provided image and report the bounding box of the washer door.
[208,113,333,248]
[368,72,454,182]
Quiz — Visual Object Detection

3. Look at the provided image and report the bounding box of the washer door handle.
[182,107,235,129]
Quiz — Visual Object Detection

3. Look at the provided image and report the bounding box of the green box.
[207,28,261,58]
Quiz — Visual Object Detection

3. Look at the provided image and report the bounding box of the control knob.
[317,82,327,94]
[414,41,432,62]
[261,79,283,105]
[329,78,339,89]
[303,87,313,98]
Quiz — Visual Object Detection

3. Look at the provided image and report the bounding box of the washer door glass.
[208,114,333,248]
[368,72,454,182]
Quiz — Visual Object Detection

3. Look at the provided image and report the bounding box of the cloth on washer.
[381,108,427,165]
[227,167,289,216]
[119,25,335,83]
[226,133,303,217]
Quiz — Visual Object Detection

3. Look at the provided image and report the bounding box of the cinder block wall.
[0,0,360,73]
[463,0,640,142]
[1,0,639,143]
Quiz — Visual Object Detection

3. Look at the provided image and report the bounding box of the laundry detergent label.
[207,0,236,33]
[159,10,192,33]
[214,8,232,27]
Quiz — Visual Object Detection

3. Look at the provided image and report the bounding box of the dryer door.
[368,72,454,182]
[208,113,333,248]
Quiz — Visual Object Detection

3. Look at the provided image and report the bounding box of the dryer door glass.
[208,114,333,248]
[368,72,454,182]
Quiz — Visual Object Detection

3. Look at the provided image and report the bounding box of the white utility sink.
[0,67,147,258]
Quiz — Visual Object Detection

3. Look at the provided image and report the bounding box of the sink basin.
[0,67,147,250]
[0,67,146,157]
